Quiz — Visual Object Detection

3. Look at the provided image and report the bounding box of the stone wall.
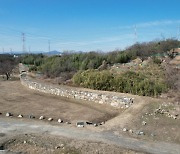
[20,73,134,108]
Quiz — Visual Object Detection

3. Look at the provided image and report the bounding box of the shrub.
[152,57,162,64]
[73,70,167,96]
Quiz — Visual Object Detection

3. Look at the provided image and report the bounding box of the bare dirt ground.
[105,95,180,145]
[0,76,180,153]
[0,78,119,124]
[0,132,143,154]
[1,118,180,154]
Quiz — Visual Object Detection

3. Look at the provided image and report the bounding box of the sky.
[0,0,180,53]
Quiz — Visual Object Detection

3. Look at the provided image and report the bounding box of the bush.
[21,39,180,79]
[29,65,37,71]
[152,57,162,64]
[21,54,45,66]
[73,70,167,96]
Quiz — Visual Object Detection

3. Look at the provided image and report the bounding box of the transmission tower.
[22,33,26,53]
[48,40,51,52]
[2,47,4,54]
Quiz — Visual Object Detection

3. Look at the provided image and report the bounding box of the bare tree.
[0,55,16,80]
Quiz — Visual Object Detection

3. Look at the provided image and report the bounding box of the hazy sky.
[0,0,180,53]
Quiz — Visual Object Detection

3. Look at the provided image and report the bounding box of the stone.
[136,131,145,135]
[55,146,60,149]
[142,121,147,126]
[23,141,27,144]
[129,129,133,133]
[86,121,93,125]
[125,105,129,108]
[66,122,71,124]
[29,115,35,119]
[48,118,53,121]
[151,133,156,137]
[100,121,105,125]
[55,144,64,149]
[94,123,98,127]
[6,112,12,117]
[99,100,104,104]
[123,128,128,132]
[60,144,64,148]
[175,113,179,117]
[39,116,44,120]
[18,114,23,118]
[172,116,177,119]
[76,122,85,128]
[58,119,63,123]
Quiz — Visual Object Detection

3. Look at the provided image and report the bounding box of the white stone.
[129,129,133,133]
[18,114,23,118]
[99,100,104,104]
[137,131,144,135]
[58,119,63,123]
[123,128,128,132]
[142,121,147,125]
[48,118,53,121]
[6,112,12,117]
[94,123,98,127]
[39,116,44,120]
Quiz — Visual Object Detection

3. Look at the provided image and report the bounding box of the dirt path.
[104,95,159,129]
[0,118,179,154]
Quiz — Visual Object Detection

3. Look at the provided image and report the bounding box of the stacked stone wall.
[20,73,134,108]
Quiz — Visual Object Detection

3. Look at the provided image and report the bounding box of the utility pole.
[48,40,51,52]
[22,33,26,53]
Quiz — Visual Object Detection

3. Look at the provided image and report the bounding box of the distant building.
[13,55,19,58]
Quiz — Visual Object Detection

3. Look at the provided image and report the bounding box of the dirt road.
[0,118,180,154]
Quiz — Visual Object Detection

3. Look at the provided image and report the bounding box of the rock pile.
[154,107,178,120]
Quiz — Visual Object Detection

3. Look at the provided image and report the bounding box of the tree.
[0,55,17,80]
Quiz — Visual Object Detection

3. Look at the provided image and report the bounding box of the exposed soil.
[108,98,180,145]
[0,134,143,154]
[0,75,180,153]
[0,78,119,124]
